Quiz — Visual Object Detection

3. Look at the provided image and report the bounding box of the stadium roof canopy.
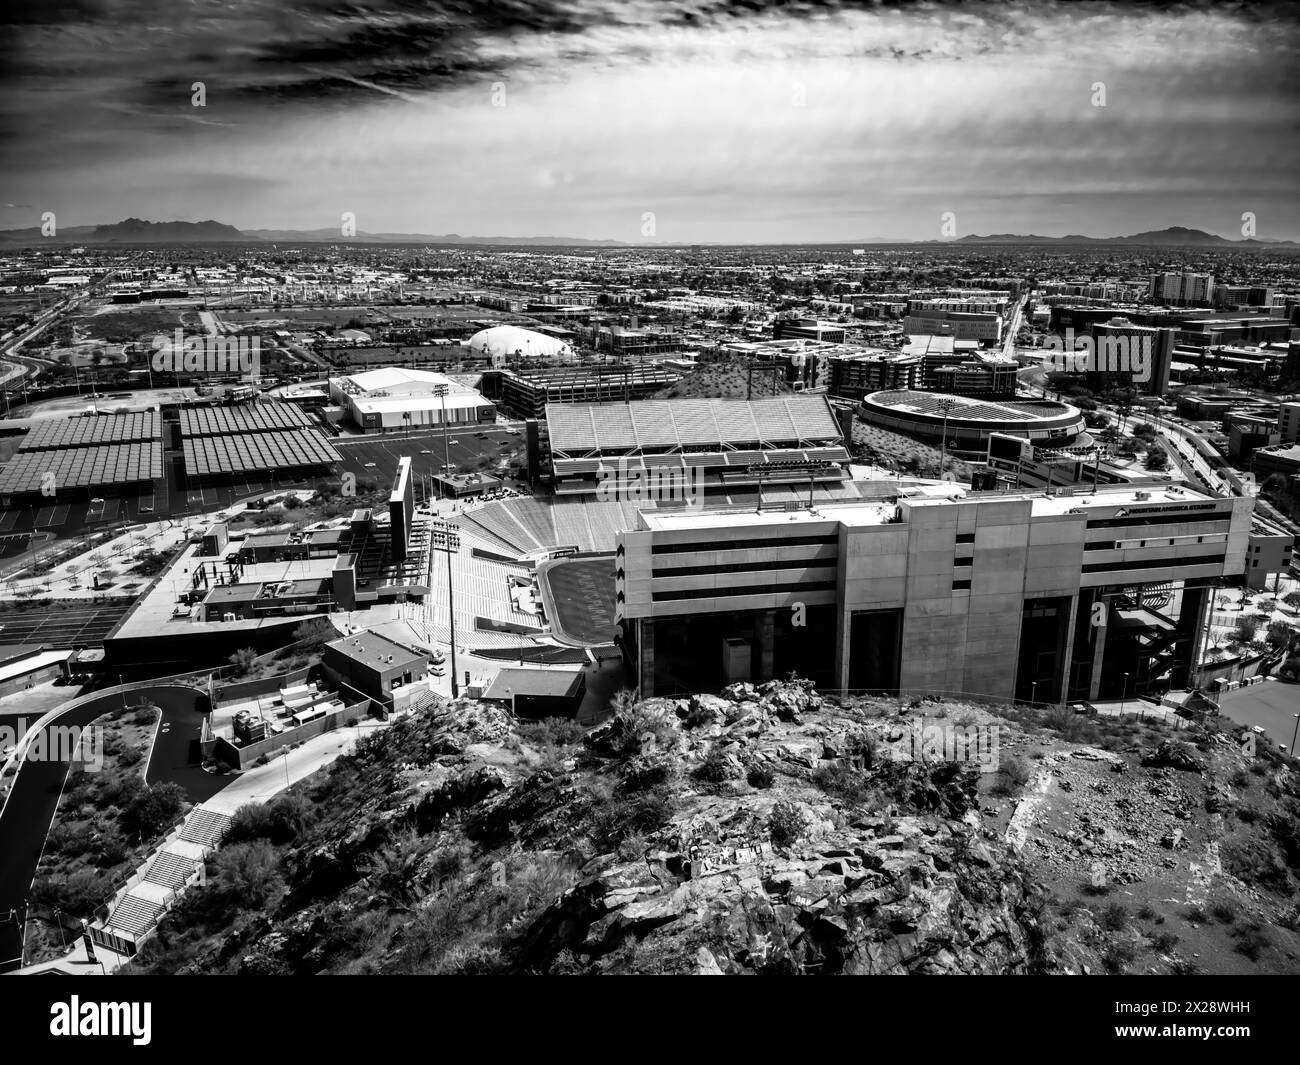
[547,396,844,456]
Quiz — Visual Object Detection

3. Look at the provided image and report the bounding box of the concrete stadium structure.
[546,395,851,497]
[616,484,1255,705]
[858,389,1085,449]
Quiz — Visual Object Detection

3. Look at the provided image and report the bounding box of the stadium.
[545,395,852,497]
[857,389,1085,449]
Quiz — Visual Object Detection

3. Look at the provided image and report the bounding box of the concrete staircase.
[180,805,232,849]
[93,804,234,955]
[102,892,165,938]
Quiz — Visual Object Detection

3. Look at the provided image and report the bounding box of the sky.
[1,0,1298,243]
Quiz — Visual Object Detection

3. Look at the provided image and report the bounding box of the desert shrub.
[517,717,585,748]
[433,944,504,975]
[1209,899,1237,923]
[117,745,144,767]
[746,762,775,789]
[226,794,313,846]
[1137,903,1157,920]
[208,841,283,909]
[589,790,675,852]
[1222,837,1290,891]
[692,748,736,791]
[990,756,1031,797]
[812,763,873,805]
[1232,922,1269,961]
[1150,931,1179,952]
[120,781,186,840]
[30,867,113,918]
[768,800,806,848]
[1099,903,1129,931]
[227,646,258,676]
[1101,939,1138,974]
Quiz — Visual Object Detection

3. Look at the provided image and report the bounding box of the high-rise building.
[1149,271,1215,307]
[1089,317,1175,395]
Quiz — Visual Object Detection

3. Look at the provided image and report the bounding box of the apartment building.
[616,485,1254,705]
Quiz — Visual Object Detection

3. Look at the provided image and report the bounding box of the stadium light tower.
[429,518,461,698]
[937,397,956,479]
[433,384,452,498]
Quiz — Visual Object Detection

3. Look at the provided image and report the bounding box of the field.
[539,556,617,646]
[71,306,199,343]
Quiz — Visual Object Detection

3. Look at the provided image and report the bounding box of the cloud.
[1,0,1296,238]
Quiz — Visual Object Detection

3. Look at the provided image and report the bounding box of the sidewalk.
[201,717,386,815]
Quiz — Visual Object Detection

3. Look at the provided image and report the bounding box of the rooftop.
[326,630,426,671]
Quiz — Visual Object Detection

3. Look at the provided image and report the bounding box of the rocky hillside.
[130,681,1300,976]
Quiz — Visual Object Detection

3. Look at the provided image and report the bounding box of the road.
[1217,679,1300,754]
[0,682,213,973]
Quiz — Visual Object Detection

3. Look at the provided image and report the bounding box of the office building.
[773,317,847,344]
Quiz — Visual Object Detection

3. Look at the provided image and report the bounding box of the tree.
[1265,621,1292,654]
[1234,616,1259,645]
[1145,447,1169,472]
[122,781,186,840]
[1283,591,1300,612]
[228,646,258,676]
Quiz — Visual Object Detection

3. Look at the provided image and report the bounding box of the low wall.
[215,699,368,769]
[213,664,314,705]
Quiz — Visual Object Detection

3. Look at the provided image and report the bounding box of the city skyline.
[3,0,1299,243]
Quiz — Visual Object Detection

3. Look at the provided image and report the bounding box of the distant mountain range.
[0,219,1295,248]
[945,226,1299,247]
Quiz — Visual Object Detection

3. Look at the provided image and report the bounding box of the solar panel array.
[20,411,162,450]
[179,404,312,437]
[183,429,341,476]
[547,396,842,455]
[0,443,162,494]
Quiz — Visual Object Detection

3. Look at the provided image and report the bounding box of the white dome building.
[468,325,574,363]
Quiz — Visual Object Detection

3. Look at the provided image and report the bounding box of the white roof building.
[327,366,495,434]
[468,326,574,362]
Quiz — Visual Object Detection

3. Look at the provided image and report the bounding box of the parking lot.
[334,425,523,490]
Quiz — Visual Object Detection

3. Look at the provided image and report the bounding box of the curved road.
[0,682,223,972]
